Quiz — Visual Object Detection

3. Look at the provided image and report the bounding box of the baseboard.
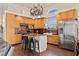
[47,43,58,46]
[11,43,21,46]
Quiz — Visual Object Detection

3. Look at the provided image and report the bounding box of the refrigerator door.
[64,21,77,50]
[58,21,65,48]
[58,20,77,50]
[64,35,75,50]
[58,34,65,48]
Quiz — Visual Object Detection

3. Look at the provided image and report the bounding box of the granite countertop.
[22,33,47,36]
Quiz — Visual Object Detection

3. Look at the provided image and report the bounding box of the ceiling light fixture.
[30,4,43,17]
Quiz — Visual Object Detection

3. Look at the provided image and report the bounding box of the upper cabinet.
[60,12,67,20]
[56,9,77,21]
[24,18,34,25]
[15,16,34,28]
[34,18,45,29]
[15,16,24,28]
[67,9,77,19]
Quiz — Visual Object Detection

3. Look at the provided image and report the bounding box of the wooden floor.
[7,44,75,56]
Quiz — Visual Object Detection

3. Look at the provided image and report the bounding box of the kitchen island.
[34,34,47,53]
[22,34,47,53]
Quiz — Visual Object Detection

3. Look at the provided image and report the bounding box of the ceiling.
[0,3,79,18]
[14,3,79,14]
[13,3,79,18]
[0,3,79,12]
[15,3,79,9]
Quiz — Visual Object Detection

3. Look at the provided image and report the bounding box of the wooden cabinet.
[56,9,77,21]
[24,18,34,25]
[34,19,45,29]
[14,34,21,44]
[47,35,59,45]
[6,13,16,44]
[60,12,67,20]
[15,16,24,28]
[67,9,77,19]
[15,16,34,28]
[6,13,35,44]
[6,13,46,44]
[41,19,45,28]
[6,13,24,44]
[34,20,38,28]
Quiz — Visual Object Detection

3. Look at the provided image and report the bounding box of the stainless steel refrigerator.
[58,20,77,50]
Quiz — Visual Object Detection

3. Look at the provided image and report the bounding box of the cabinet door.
[6,13,15,44]
[34,20,40,28]
[37,20,40,28]
[67,10,74,19]
[56,9,77,22]
[14,34,21,44]
[56,14,62,23]
[67,9,77,19]
[47,35,58,45]
[34,20,38,28]
[47,36,53,44]
[73,9,77,19]
[34,19,45,29]
[61,12,67,20]
[38,20,42,28]
[14,16,25,44]
[24,18,34,24]
[15,16,24,28]
[40,19,45,28]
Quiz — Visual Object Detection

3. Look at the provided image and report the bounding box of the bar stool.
[28,37,40,54]
[33,36,40,53]
[76,42,79,56]
[21,35,28,50]
[28,37,35,51]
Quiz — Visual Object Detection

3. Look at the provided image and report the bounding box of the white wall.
[7,4,30,17]
[0,9,2,25]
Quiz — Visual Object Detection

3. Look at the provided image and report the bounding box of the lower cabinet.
[14,34,21,44]
[47,35,59,45]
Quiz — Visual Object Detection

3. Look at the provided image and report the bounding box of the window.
[47,8,57,30]
[47,17,57,30]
